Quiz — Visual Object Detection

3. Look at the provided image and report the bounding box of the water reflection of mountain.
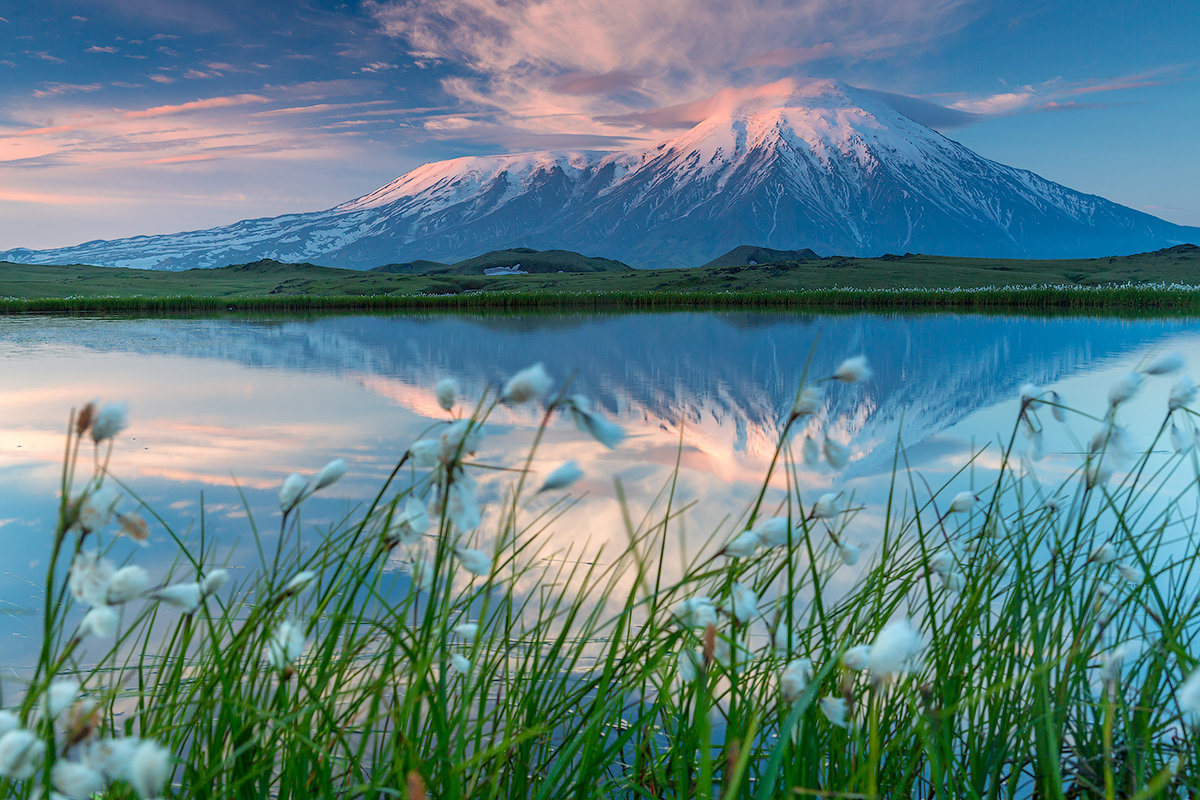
[43,313,1192,470]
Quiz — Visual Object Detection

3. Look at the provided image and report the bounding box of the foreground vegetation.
[1,244,1197,313]
[4,353,1200,798]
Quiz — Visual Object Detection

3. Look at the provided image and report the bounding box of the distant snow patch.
[483,264,528,275]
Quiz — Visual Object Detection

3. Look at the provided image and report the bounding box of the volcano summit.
[5,80,1195,270]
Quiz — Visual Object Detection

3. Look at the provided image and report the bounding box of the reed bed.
[2,281,1200,315]
[3,356,1200,799]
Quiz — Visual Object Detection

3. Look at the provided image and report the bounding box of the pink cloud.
[550,71,641,95]
[122,93,270,119]
[86,45,119,54]
[741,43,837,68]
[365,0,977,143]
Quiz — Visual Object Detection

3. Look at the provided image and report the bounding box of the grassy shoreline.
[3,283,1200,315]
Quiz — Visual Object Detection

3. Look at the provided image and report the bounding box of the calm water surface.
[2,310,1198,668]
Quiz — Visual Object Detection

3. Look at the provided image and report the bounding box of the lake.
[2,310,1198,670]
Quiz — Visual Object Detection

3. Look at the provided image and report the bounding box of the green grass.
[4,284,1200,316]
[1,245,1198,313]
[4,361,1200,798]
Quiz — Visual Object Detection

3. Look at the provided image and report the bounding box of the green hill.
[436,248,633,275]
[703,245,820,267]
[368,259,449,274]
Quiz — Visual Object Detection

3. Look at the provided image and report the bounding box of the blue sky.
[1,0,1196,249]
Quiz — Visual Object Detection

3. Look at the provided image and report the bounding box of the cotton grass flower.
[1176,666,1200,721]
[201,569,230,596]
[450,654,471,676]
[454,545,491,577]
[266,620,306,671]
[439,419,483,462]
[566,395,625,448]
[868,618,924,682]
[44,679,81,720]
[1100,642,1139,685]
[837,541,860,566]
[948,491,978,514]
[721,529,760,558]
[1108,372,1143,407]
[90,402,128,443]
[1018,383,1040,405]
[755,517,795,548]
[729,582,759,624]
[452,622,478,642]
[780,658,814,703]
[811,493,841,520]
[128,739,172,799]
[283,570,318,596]
[79,606,119,638]
[150,582,204,612]
[1143,352,1184,376]
[1116,562,1143,583]
[435,377,459,411]
[791,385,823,418]
[1089,542,1118,565]
[500,363,552,405]
[408,439,440,467]
[1169,375,1197,411]
[674,597,717,628]
[52,760,105,799]
[539,460,583,492]
[106,565,149,604]
[819,697,849,728]
[116,511,150,544]
[386,497,431,546]
[831,356,872,383]
[69,551,113,606]
[77,484,120,532]
[279,472,307,513]
[1170,423,1189,454]
[313,458,346,491]
[0,729,45,779]
[842,645,871,671]
[84,737,140,782]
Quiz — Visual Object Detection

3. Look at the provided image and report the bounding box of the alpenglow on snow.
[3,79,1195,270]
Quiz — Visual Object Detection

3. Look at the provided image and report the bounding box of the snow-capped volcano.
[4,79,1195,269]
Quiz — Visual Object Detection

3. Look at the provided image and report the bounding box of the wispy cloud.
[359,61,398,73]
[945,68,1188,118]
[86,45,118,54]
[123,94,269,119]
[27,50,65,64]
[33,82,104,98]
[740,43,837,68]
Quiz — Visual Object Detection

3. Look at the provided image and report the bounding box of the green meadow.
[1,245,1198,313]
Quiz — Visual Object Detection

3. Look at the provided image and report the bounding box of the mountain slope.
[3,79,1195,269]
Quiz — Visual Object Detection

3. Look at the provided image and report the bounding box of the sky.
[0,0,1197,250]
